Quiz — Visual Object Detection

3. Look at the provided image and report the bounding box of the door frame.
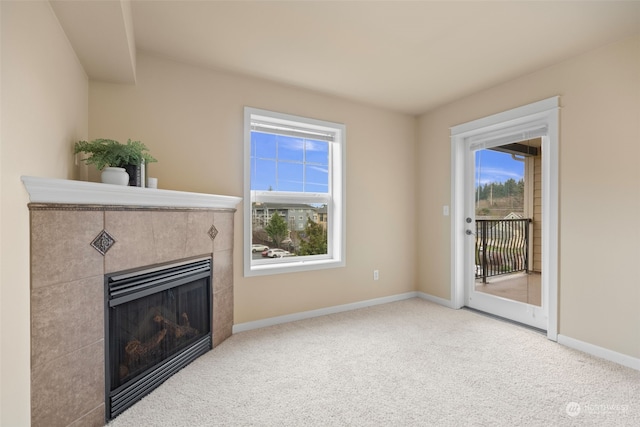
[450,97,559,340]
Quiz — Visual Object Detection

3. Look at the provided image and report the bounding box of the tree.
[299,218,327,256]
[252,228,269,245]
[265,212,288,248]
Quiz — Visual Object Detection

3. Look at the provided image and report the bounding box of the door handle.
[465,229,475,236]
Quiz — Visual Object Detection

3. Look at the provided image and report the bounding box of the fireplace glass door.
[106,257,212,420]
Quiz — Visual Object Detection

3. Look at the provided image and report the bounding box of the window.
[244,107,345,276]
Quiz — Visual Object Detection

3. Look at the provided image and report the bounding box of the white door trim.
[450,97,559,340]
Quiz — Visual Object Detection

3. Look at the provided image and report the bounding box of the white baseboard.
[232,292,418,334]
[416,291,456,308]
[418,294,639,371]
[557,334,640,371]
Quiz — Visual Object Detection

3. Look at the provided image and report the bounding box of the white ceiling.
[52,0,640,115]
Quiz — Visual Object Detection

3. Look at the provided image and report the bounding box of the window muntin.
[250,133,329,193]
[244,107,345,276]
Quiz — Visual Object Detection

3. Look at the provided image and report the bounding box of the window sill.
[245,257,345,277]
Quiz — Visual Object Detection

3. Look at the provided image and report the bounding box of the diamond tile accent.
[91,230,116,255]
[208,224,218,241]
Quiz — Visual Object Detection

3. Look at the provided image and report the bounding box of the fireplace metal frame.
[104,256,213,421]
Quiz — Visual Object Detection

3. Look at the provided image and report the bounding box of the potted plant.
[74,138,157,186]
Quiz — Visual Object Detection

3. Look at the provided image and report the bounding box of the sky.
[475,149,524,186]
[251,132,329,193]
[251,132,523,191]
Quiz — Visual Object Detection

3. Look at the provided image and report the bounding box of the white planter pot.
[101,167,129,186]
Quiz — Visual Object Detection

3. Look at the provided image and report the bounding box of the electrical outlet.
[373,270,379,281]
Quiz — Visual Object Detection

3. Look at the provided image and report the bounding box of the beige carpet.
[108,298,639,426]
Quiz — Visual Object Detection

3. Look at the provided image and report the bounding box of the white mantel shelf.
[22,176,242,209]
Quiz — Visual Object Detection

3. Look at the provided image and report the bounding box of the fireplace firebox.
[105,257,212,420]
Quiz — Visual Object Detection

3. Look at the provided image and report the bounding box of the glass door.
[464,139,546,330]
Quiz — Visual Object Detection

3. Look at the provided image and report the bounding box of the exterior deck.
[475,271,541,306]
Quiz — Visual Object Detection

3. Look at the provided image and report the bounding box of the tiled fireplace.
[23,177,241,427]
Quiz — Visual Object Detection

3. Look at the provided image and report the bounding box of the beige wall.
[0,1,89,425]
[417,35,640,358]
[89,53,418,324]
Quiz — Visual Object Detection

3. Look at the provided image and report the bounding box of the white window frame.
[243,107,346,277]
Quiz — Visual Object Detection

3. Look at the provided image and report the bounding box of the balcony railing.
[475,218,532,283]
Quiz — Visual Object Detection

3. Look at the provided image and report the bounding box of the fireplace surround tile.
[213,248,233,293]
[31,340,104,427]
[104,211,157,273]
[148,211,192,263]
[186,211,216,255]
[91,230,116,255]
[213,285,234,347]
[104,210,219,273]
[31,210,103,289]
[31,275,104,368]
[213,211,234,252]
[68,406,106,427]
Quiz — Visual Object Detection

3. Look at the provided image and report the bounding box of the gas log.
[121,312,199,376]
[153,313,199,339]
[124,328,167,366]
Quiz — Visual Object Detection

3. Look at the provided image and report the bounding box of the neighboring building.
[252,202,320,232]
[315,205,328,231]
[504,212,523,220]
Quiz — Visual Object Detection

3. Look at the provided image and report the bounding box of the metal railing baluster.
[475,218,532,280]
